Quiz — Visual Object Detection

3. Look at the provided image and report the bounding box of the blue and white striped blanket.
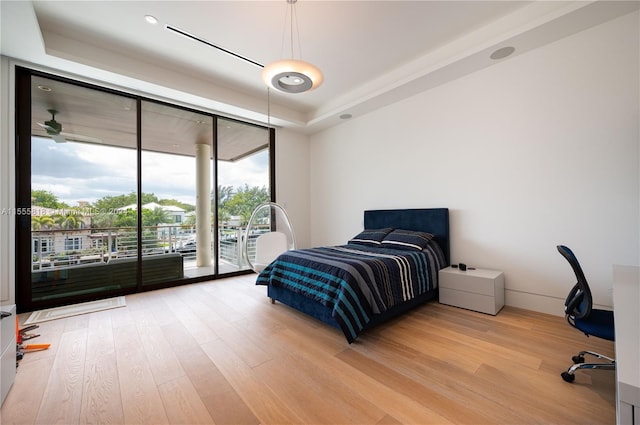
[256,242,444,342]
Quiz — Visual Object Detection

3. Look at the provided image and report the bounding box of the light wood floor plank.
[80,353,125,425]
[112,326,169,425]
[35,328,87,425]
[200,339,307,425]
[161,289,223,345]
[160,321,260,425]
[4,275,616,424]
[80,311,124,424]
[108,302,136,329]
[267,328,454,424]
[336,347,499,424]
[136,319,186,386]
[0,358,52,425]
[86,309,115,357]
[174,289,273,369]
[157,376,215,425]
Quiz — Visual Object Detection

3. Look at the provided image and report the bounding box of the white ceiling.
[1,1,638,134]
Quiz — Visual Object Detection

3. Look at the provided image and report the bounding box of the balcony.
[30,224,264,302]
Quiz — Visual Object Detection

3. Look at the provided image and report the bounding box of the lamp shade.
[262,59,323,93]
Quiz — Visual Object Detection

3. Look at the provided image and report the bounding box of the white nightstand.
[439,267,504,315]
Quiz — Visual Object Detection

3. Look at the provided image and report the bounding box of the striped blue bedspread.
[256,242,444,342]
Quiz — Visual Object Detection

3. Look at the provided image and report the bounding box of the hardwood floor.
[2,275,616,424]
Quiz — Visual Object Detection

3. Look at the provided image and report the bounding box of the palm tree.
[143,207,170,227]
[182,214,196,228]
[31,215,54,230]
[53,212,85,229]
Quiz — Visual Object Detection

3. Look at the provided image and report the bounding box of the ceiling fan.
[37,109,102,144]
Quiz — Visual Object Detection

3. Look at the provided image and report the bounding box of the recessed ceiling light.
[37,85,52,92]
[339,114,352,120]
[144,15,159,24]
[490,46,515,60]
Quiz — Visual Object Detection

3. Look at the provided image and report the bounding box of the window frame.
[14,66,275,312]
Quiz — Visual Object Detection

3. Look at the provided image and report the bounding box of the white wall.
[309,11,639,315]
[275,128,311,249]
[0,57,16,306]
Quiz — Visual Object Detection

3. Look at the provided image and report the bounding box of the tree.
[217,185,234,210]
[216,185,235,223]
[93,193,137,211]
[93,192,159,211]
[222,184,270,225]
[141,193,159,205]
[31,190,68,209]
[113,210,137,228]
[91,211,118,229]
[53,212,85,229]
[142,207,170,226]
[182,214,196,228]
[159,198,195,212]
[31,215,54,230]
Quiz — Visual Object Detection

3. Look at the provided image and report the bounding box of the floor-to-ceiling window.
[27,74,140,306]
[141,101,216,282]
[217,117,271,272]
[15,67,273,312]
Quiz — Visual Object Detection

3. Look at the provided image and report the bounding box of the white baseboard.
[505,289,564,317]
[505,289,613,317]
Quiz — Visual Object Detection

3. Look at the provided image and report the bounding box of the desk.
[613,265,640,425]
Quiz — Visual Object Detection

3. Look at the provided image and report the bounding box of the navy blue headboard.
[364,208,450,264]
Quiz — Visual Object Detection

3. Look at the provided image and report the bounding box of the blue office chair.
[557,245,615,383]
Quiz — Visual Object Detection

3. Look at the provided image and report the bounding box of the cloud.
[218,151,269,189]
[31,137,270,207]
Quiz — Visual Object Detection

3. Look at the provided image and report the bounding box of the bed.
[256,208,450,343]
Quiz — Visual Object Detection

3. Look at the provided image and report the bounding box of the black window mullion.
[14,66,33,312]
[212,117,219,272]
[136,98,143,290]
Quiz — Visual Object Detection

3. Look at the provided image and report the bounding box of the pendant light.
[262,0,323,94]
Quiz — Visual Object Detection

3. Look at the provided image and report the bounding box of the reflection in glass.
[30,76,138,302]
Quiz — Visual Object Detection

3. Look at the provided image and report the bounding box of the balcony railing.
[31,224,266,272]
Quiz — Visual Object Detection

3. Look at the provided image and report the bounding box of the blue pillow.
[381,229,434,251]
[348,228,394,247]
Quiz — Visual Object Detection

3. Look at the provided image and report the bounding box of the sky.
[31,137,269,207]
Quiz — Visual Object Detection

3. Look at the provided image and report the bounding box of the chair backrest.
[557,245,593,320]
[244,202,297,273]
[255,231,288,267]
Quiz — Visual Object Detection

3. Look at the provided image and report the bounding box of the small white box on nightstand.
[439,267,504,315]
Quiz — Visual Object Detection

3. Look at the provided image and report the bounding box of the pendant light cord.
[267,87,271,130]
[280,0,302,60]
[289,1,295,58]
[292,1,303,59]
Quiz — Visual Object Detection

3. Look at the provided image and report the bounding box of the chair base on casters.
[561,350,616,383]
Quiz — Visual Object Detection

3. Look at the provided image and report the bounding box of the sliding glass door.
[141,101,215,282]
[217,117,271,273]
[28,75,139,304]
[15,67,273,312]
